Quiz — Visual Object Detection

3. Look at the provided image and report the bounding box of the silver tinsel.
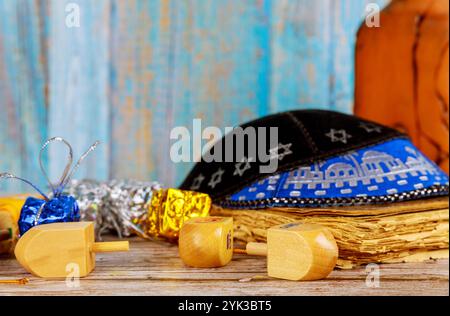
[66,179,162,239]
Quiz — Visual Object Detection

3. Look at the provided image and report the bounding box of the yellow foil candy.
[137,189,211,240]
[0,196,27,254]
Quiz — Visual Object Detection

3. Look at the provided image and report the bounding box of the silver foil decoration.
[65,179,162,239]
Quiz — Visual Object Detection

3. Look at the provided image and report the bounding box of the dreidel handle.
[245,242,268,256]
[91,241,129,253]
[234,243,268,256]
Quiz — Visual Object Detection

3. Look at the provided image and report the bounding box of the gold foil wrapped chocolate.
[136,188,211,240]
[0,196,27,254]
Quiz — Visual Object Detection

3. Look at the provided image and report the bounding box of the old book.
[212,197,449,268]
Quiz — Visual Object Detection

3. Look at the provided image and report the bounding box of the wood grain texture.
[109,0,173,184]
[48,0,111,182]
[179,217,234,268]
[331,0,389,112]
[415,0,449,172]
[264,223,338,281]
[0,0,391,192]
[270,0,388,113]
[0,0,49,193]
[0,237,448,296]
[170,0,273,185]
[270,0,332,111]
[14,222,129,278]
[355,0,449,173]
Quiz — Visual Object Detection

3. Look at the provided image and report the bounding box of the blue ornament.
[1,137,99,236]
[18,196,80,236]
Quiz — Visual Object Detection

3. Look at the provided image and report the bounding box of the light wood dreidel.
[179,217,233,268]
[14,222,129,278]
[179,217,338,281]
[246,222,338,281]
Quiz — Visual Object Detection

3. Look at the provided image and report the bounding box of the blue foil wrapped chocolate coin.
[1,137,99,236]
[18,196,80,236]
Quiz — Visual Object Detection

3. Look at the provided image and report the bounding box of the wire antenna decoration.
[0,137,100,235]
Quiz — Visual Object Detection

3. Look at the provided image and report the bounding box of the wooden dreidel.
[179,218,338,281]
[14,222,129,278]
[179,217,233,268]
[245,222,338,281]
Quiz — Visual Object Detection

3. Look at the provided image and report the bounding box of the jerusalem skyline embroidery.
[231,138,449,202]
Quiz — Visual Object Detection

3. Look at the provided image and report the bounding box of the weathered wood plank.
[330,0,388,113]
[109,0,173,186]
[1,278,448,296]
[47,0,111,183]
[0,238,448,296]
[270,0,332,112]
[0,0,49,194]
[270,0,389,114]
[170,0,273,186]
[0,1,395,189]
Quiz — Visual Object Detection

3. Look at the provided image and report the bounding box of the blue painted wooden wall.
[0,0,388,193]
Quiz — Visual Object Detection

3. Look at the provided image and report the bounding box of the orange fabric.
[355,0,449,173]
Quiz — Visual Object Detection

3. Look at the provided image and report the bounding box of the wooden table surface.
[0,237,448,296]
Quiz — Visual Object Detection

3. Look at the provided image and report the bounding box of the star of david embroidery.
[325,129,352,144]
[269,143,293,161]
[208,168,225,189]
[190,174,205,190]
[359,122,382,133]
[234,156,254,177]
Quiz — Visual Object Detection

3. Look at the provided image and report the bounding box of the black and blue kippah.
[180,110,449,209]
